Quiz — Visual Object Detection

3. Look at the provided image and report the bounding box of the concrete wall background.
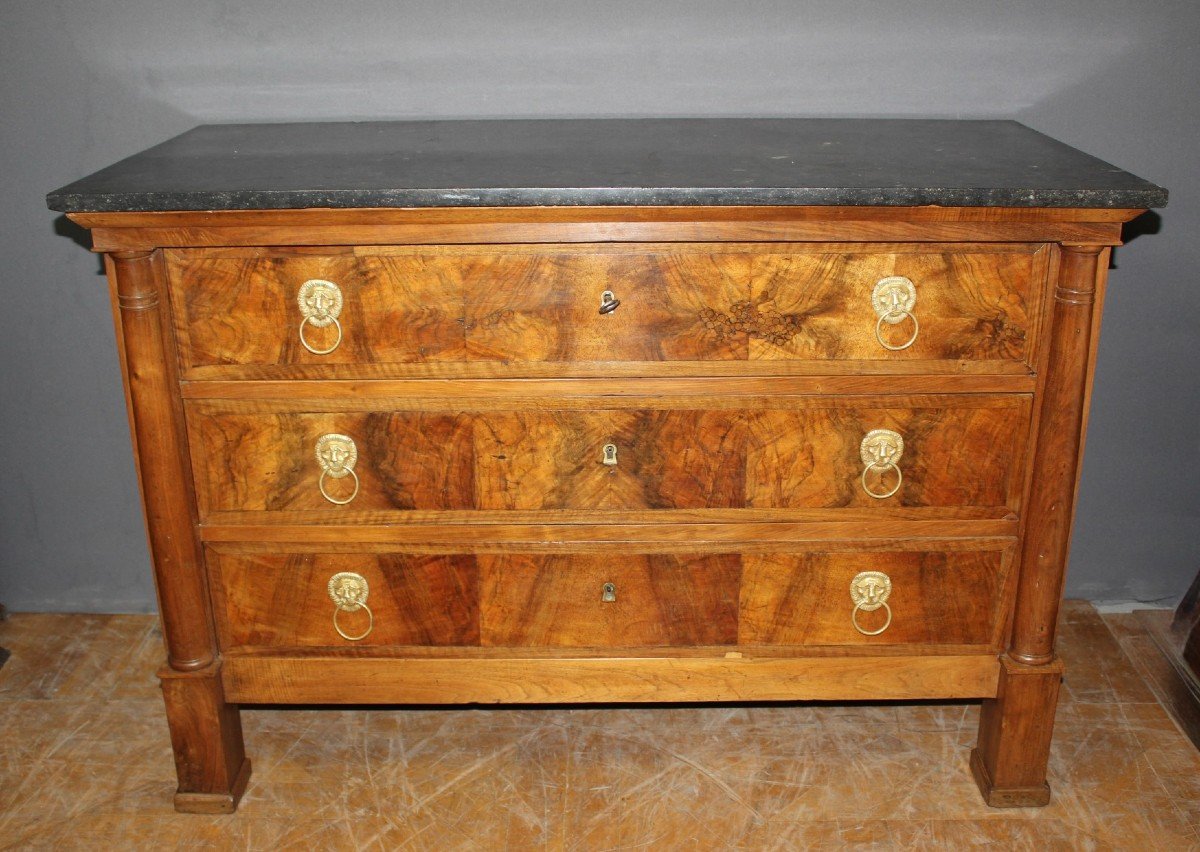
[2,0,1196,611]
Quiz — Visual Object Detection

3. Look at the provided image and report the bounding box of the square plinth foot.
[160,662,250,813]
[971,654,1063,808]
[969,747,1051,807]
[174,758,252,814]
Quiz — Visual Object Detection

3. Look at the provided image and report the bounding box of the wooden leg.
[970,654,1063,807]
[159,662,251,814]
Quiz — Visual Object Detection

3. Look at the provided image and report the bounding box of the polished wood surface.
[1009,245,1107,666]
[185,397,1029,514]
[167,244,1044,375]
[480,553,740,647]
[80,200,1144,811]
[740,549,1013,647]
[210,552,479,648]
[970,656,1064,807]
[72,205,1132,253]
[221,652,1002,704]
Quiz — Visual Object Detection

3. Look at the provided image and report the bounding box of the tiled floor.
[1,602,1198,850]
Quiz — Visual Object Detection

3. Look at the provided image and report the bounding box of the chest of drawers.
[48,119,1166,813]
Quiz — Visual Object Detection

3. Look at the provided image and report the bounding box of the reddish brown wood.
[970,655,1064,806]
[166,244,1043,376]
[71,205,1133,253]
[110,251,215,672]
[740,549,1013,648]
[209,551,480,648]
[71,202,1146,812]
[184,397,1029,516]
[221,652,1002,704]
[1009,245,1107,665]
[159,663,250,813]
[479,553,740,647]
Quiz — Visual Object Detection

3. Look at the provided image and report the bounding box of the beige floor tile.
[2,603,1198,850]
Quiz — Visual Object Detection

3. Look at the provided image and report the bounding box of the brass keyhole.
[602,443,618,466]
[601,582,617,602]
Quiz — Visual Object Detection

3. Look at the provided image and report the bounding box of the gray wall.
[2,0,1196,611]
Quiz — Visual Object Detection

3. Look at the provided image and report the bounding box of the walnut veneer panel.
[186,397,1030,515]
[479,553,740,648]
[740,549,1013,648]
[166,244,1045,377]
[209,551,479,648]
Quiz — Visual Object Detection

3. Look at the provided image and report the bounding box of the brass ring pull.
[871,276,918,351]
[860,429,904,500]
[297,279,344,355]
[861,461,902,500]
[852,601,893,636]
[874,309,919,351]
[299,315,343,355]
[315,433,359,505]
[599,290,620,314]
[328,572,373,641]
[850,571,892,636]
[318,468,360,505]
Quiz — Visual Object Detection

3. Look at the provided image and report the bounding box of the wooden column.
[109,250,249,811]
[972,243,1107,806]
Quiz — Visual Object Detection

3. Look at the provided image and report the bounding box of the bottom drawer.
[208,544,1013,650]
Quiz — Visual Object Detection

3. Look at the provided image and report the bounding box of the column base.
[159,661,250,814]
[969,747,1051,807]
[175,757,252,814]
[971,654,1063,808]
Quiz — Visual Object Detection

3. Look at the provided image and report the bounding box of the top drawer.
[166,243,1048,378]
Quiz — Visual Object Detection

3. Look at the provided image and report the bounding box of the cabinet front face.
[167,243,1048,378]
[185,397,1031,516]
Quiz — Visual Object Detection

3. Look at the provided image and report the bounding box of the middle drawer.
[187,395,1030,516]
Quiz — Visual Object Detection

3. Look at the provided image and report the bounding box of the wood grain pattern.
[220,653,1002,704]
[210,552,479,648]
[74,205,1134,254]
[479,553,740,647]
[1010,246,1107,665]
[186,397,1030,516]
[970,656,1065,806]
[109,251,217,672]
[739,550,1012,648]
[66,196,1146,812]
[158,663,250,813]
[166,244,1044,377]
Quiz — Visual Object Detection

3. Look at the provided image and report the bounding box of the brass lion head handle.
[871,276,919,351]
[297,279,344,355]
[327,571,373,641]
[850,570,893,636]
[315,433,360,505]
[860,429,904,500]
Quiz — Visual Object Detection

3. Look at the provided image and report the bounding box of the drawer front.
[208,545,1010,650]
[740,549,1013,647]
[167,244,1045,375]
[479,553,741,648]
[209,551,479,648]
[187,397,1030,515]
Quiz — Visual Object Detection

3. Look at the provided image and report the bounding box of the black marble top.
[46,119,1167,212]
